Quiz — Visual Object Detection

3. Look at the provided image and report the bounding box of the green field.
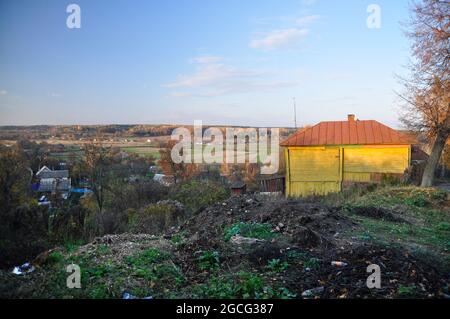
[121,146,161,159]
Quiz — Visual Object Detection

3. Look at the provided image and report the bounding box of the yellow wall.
[286,145,410,197]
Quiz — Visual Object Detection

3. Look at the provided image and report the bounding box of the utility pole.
[293,97,297,129]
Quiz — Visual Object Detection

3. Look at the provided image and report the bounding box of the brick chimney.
[348,114,356,122]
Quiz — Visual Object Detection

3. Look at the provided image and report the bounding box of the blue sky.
[0,0,412,127]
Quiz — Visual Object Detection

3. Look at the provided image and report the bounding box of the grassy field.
[338,186,450,266]
[121,146,161,159]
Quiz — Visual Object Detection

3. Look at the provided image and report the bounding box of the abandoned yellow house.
[280,115,414,197]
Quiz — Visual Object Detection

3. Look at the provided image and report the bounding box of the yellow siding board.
[285,145,411,197]
[344,147,409,174]
[289,181,341,197]
[343,172,372,182]
[289,148,340,182]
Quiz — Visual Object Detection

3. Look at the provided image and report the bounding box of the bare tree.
[83,142,112,212]
[399,0,450,187]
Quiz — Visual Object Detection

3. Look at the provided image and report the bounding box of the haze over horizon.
[0,0,411,129]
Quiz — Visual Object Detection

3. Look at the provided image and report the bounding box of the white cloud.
[249,28,309,51]
[165,61,296,97]
[165,63,265,89]
[0,90,7,96]
[189,55,224,64]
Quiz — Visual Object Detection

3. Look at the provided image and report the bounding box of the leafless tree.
[399,0,449,187]
[83,142,112,213]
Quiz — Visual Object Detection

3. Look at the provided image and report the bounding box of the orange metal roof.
[280,119,414,147]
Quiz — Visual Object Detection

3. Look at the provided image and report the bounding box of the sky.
[0,0,413,128]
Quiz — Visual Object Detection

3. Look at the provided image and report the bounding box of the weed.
[171,233,184,246]
[303,257,321,270]
[397,284,418,297]
[224,222,276,242]
[124,248,169,267]
[266,259,289,273]
[46,251,64,265]
[197,250,220,271]
[404,194,430,207]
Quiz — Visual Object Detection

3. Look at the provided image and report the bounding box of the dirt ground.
[173,194,449,298]
[1,193,449,299]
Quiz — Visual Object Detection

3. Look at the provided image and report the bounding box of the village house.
[281,115,414,197]
[35,165,71,193]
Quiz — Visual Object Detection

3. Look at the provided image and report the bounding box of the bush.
[0,203,51,268]
[197,251,220,271]
[170,180,229,213]
[128,203,187,235]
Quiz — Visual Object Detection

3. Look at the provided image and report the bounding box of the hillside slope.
[1,188,449,299]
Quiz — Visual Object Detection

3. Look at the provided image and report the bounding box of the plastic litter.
[331,261,348,267]
[301,287,324,298]
[122,292,153,300]
[12,262,35,275]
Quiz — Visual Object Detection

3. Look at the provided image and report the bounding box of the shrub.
[128,203,187,235]
[170,180,229,213]
[197,251,220,271]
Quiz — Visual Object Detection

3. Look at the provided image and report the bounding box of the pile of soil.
[179,194,356,248]
[171,194,449,298]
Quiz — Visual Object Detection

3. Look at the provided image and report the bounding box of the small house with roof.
[35,166,71,193]
[280,115,414,197]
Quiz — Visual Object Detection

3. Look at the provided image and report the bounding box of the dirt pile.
[172,194,449,298]
[179,194,356,249]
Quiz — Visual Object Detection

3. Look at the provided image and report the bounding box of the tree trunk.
[421,131,449,187]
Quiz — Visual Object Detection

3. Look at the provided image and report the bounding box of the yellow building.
[280,115,413,197]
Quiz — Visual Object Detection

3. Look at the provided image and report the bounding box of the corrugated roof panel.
[335,121,343,145]
[349,120,357,144]
[304,126,312,145]
[318,122,328,145]
[372,121,383,144]
[364,121,375,144]
[311,124,320,145]
[356,121,367,144]
[380,124,392,144]
[341,121,349,144]
[280,118,414,147]
[327,122,335,144]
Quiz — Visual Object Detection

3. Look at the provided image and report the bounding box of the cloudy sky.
[0,0,412,127]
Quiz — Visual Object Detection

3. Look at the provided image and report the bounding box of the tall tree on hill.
[399,0,449,187]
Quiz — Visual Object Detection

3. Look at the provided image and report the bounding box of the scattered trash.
[12,262,35,275]
[331,261,348,267]
[230,235,264,245]
[301,287,324,298]
[122,292,153,300]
